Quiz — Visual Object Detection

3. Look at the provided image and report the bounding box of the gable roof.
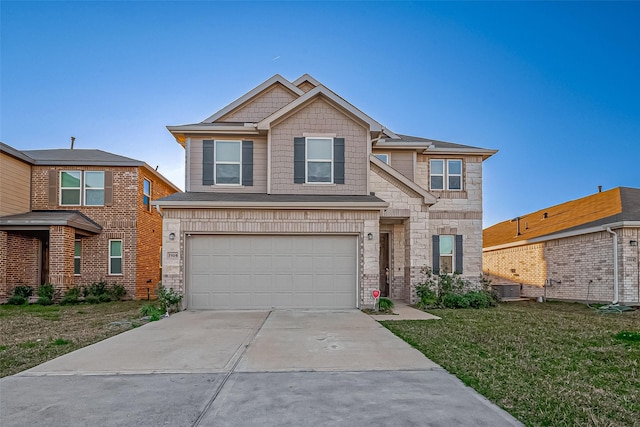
[483,187,640,249]
[1,142,34,164]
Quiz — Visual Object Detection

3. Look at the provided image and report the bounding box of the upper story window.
[60,171,105,206]
[215,141,241,185]
[374,153,389,164]
[143,179,151,211]
[202,140,253,187]
[306,137,333,183]
[430,159,462,191]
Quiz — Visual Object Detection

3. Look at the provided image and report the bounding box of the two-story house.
[0,143,180,300]
[154,74,496,309]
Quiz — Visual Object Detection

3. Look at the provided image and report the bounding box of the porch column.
[405,209,430,304]
[0,231,7,300]
[49,225,75,294]
[362,218,380,308]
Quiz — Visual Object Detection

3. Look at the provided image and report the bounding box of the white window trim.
[430,159,463,191]
[214,140,242,186]
[108,239,123,276]
[305,137,333,184]
[84,171,105,206]
[143,178,152,211]
[60,171,82,206]
[74,240,81,276]
[374,153,390,164]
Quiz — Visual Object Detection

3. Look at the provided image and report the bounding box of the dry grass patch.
[0,300,147,377]
[382,302,640,427]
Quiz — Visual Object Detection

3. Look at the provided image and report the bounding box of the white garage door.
[187,235,358,310]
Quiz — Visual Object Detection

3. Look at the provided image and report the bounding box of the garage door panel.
[188,235,356,309]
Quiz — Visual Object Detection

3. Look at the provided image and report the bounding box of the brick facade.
[0,232,40,299]
[484,228,640,305]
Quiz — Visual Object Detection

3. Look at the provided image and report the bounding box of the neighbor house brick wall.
[31,165,139,296]
[0,233,39,299]
[483,229,640,305]
[162,209,380,308]
[136,168,178,299]
[220,83,298,122]
[270,98,369,195]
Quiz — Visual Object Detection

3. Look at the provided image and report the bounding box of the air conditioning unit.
[492,284,521,299]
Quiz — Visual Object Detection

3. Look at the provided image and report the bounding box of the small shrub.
[157,283,183,313]
[36,296,52,306]
[85,281,108,297]
[85,295,100,304]
[465,290,497,309]
[110,283,127,301]
[443,293,470,309]
[60,287,81,305]
[7,295,28,305]
[139,303,163,321]
[13,285,34,299]
[614,331,640,343]
[378,297,394,311]
[37,283,56,304]
[98,293,112,303]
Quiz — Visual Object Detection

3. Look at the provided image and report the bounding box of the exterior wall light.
[367,233,373,241]
[630,240,638,247]
[169,232,176,241]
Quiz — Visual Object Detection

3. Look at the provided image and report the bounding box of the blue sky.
[2,1,639,227]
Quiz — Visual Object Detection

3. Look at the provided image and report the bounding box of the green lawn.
[382,302,640,427]
[0,301,147,377]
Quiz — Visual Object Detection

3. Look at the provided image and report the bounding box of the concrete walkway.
[368,300,441,321]
[1,310,522,427]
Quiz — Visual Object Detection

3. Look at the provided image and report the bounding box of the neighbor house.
[0,143,180,300]
[483,187,640,305]
[154,74,496,310]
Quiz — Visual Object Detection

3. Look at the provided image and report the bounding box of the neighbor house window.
[60,171,105,206]
[374,153,389,164]
[439,235,455,274]
[60,171,82,205]
[143,179,151,211]
[430,160,462,191]
[306,137,333,183]
[84,171,105,206]
[74,240,81,275]
[109,239,123,275]
[215,141,241,184]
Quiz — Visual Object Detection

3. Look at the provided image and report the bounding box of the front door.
[40,238,49,285]
[379,233,390,297]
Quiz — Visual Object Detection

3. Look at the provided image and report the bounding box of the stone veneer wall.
[161,209,381,308]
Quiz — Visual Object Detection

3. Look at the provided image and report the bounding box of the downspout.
[605,227,619,305]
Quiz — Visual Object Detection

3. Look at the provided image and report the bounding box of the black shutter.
[48,169,57,205]
[334,137,345,184]
[432,235,440,274]
[455,235,463,274]
[242,140,253,186]
[294,137,305,183]
[104,171,113,206]
[203,140,214,185]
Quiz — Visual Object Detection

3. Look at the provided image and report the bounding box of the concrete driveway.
[1,310,522,426]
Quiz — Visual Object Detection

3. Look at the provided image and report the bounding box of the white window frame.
[430,159,463,191]
[74,240,81,276]
[109,239,123,276]
[143,178,152,211]
[439,235,455,274]
[214,140,242,185]
[60,171,82,206]
[305,137,333,184]
[374,153,390,164]
[83,171,105,206]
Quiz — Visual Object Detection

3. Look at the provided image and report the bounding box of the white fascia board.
[202,75,304,123]
[257,86,384,132]
[422,147,498,158]
[167,124,260,133]
[152,200,389,210]
[370,155,437,205]
[482,222,640,252]
[292,74,321,87]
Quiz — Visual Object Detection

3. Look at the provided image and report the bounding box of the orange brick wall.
[136,168,179,299]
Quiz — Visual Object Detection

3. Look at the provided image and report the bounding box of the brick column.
[49,226,75,294]
[405,209,430,304]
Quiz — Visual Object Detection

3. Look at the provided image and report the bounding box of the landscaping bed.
[382,301,640,427]
[0,300,147,378]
